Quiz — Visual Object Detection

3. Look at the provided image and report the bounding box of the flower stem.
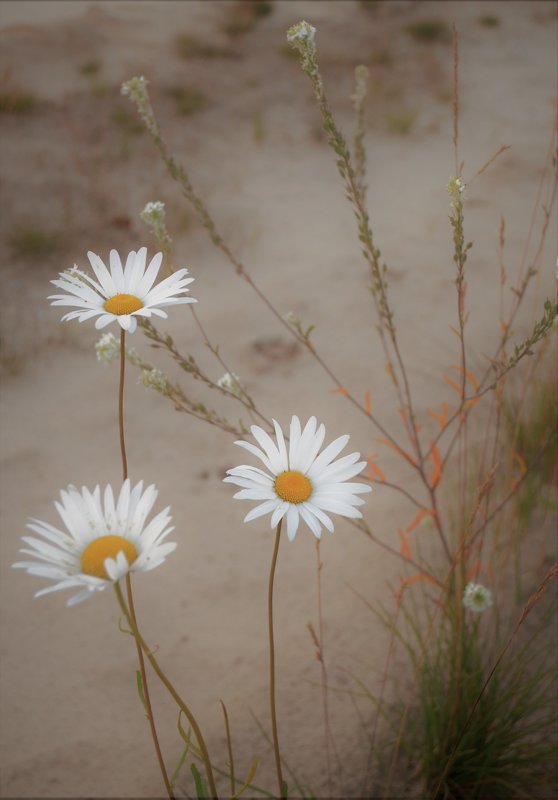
[118,329,174,800]
[114,582,219,799]
[119,330,128,481]
[268,520,284,798]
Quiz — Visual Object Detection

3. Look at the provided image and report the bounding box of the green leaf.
[191,762,207,799]
[136,670,146,711]
[281,780,289,798]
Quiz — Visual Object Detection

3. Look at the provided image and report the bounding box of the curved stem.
[268,521,285,798]
[118,330,174,800]
[114,582,219,799]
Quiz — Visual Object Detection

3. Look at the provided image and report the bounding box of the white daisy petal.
[123,250,137,286]
[225,465,274,484]
[126,480,146,527]
[290,416,317,471]
[15,481,176,604]
[303,502,335,533]
[298,422,326,475]
[298,505,322,539]
[138,307,169,319]
[313,491,366,507]
[116,479,131,523]
[138,510,172,550]
[224,415,371,540]
[308,434,350,473]
[34,578,83,598]
[117,314,133,331]
[288,415,302,467]
[233,488,277,501]
[311,454,363,482]
[244,499,280,523]
[87,252,117,296]
[311,496,363,518]
[109,249,125,292]
[20,537,74,564]
[250,425,285,474]
[224,476,274,491]
[13,562,69,579]
[145,541,176,562]
[95,313,115,330]
[62,309,102,323]
[272,419,289,471]
[270,501,290,528]
[26,520,73,549]
[67,588,97,606]
[285,505,300,541]
[127,250,143,290]
[234,440,274,471]
[137,252,163,295]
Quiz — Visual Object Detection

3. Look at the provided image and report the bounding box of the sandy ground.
[0,1,556,797]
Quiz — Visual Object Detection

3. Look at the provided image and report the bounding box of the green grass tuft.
[222,0,273,38]
[479,15,501,28]
[386,111,415,135]
[8,226,64,262]
[165,86,207,117]
[0,89,36,114]
[404,599,558,799]
[78,60,101,77]
[175,34,238,60]
[407,19,450,43]
[111,109,145,136]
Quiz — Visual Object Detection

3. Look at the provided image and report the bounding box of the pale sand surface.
[0,1,556,797]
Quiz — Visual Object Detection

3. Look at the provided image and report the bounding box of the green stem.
[114,582,219,799]
[220,700,235,797]
[268,521,284,798]
[118,330,174,800]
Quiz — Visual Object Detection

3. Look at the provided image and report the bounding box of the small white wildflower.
[287,20,316,45]
[139,368,170,394]
[121,76,159,137]
[285,311,297,325]
[351,65,370,108]
[65,265,90,281]
[95,332,120,364]
[121,75,149,100]
[141,201,166,223]
[217,372,242,398]
[463,582,493,613]
[140,201,172,252]
[447,175,466,203]
[59,265,99,292]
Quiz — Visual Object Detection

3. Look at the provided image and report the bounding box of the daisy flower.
[463,582,493,613]
[49,247,196,333]
[13,480,176,606]
[224,415,372,541]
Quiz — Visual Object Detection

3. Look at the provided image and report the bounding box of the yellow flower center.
[274,470,312,504]
[104,293,143,315]
[80,535,138,580]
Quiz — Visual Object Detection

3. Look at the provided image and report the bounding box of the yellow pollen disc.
[274,471,312,504]
[104,293,143,316]
[80,535,138,580]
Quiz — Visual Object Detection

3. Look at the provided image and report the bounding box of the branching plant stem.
[114,582,218,798]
